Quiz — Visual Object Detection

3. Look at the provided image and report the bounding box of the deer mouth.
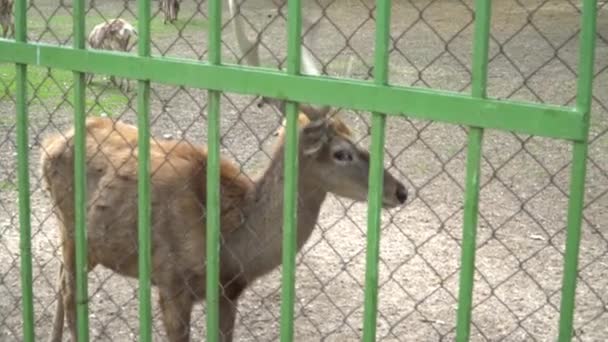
[382,193,408,209]
[382,199,403,209]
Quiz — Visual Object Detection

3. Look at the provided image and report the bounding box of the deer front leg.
[1,22,8,38]
[109,76,129,93]
[59,236,97,342]
[109,75,118,88]
[58,240,79,342]
[219,296,238,342]
[159,286,195,342]
[161,0,169,24]
[85,73,93,86]
[172,0,180,23]
[218,279,246,342]
[117,78,130,93]
[47,263,65,342]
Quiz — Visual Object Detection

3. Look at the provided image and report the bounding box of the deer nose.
[396,183,408,204]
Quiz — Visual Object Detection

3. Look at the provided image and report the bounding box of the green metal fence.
[0,0,602,341]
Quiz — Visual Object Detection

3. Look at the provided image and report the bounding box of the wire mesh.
[0,0,607,341]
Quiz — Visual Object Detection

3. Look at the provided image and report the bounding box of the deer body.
[86,18,137,91]
[42,115,407,342]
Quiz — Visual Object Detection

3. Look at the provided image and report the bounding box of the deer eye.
[333,150,353,162]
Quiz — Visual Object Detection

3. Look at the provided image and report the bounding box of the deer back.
[40,117,254,274]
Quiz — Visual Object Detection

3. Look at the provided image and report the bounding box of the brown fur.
[0,0,14,38]
[41,114,407,342]
[273,112,352,149]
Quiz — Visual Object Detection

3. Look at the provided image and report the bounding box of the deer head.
[227,0,408,208]
[299,117,408,207]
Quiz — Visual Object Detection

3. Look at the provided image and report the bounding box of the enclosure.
[0,0,607,341]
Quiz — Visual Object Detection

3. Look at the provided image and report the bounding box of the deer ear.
[301,119,329,156]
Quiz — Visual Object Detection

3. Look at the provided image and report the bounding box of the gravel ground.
[1,0,607,341]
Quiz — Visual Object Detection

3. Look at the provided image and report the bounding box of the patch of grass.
[0,10,210,118]
[150,16,209,34]
[0,64,131,117]
[28,13,120,39]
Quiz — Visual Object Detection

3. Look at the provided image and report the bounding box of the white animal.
[86,18,137,91]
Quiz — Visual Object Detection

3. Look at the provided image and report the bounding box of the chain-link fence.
[0,0,606,340]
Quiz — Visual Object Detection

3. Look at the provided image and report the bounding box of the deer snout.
[382,177,408,209]
[395,183,407,204]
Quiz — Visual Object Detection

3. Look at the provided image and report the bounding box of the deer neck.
[254,146,327,225]
[228,145,327,281]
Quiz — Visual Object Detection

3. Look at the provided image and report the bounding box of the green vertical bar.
[557,0,596,340]
[361,0,390,340]
[137,0,152,339]
[455,128,483,341]
[206,0,222,339]
[469,0,491,100]
[15,0,34,339]
[72,0,89,338]
[557,142,588,341]
[455,1,491,341]
[280,0,301,340]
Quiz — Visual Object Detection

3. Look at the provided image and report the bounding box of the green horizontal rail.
[0,40,583,141]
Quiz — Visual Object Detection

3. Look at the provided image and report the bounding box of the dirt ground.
[0,0,607,341]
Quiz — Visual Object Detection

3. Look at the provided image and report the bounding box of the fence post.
[136,0,153,339]
[362,0,391,340]
[15,0,35,337]
[455,1,492,341]
[206,0,223,339]
[72,0,90,338]
[280,0,302,340]
[557,0,597,340]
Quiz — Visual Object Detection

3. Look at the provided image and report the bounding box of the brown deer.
[160,0,180,24]
[41,112,407,342]
[0,0,14,38]
[41,3,407,342]
[86,18,138,92]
